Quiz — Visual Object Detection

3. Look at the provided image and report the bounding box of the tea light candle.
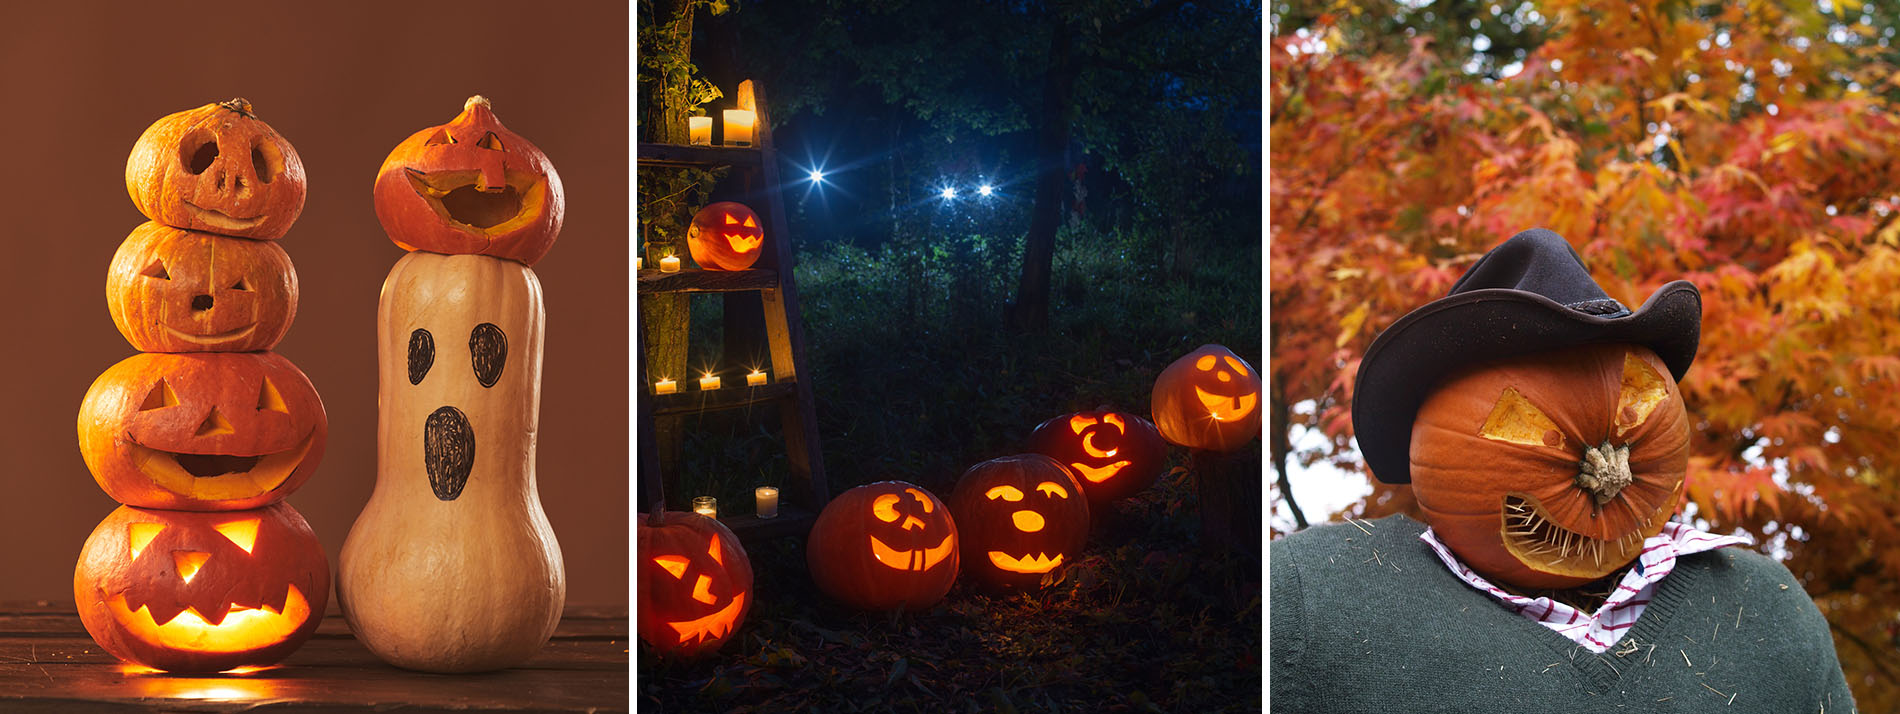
[689,116,712,146]
[746,370,767,387]
[653,378,677,395]
[723,109,756,146]
[699,374,722,391]
[635,256,644,270]
[692,496,717,518]
[755,487,779,519]
[660,255,681,273]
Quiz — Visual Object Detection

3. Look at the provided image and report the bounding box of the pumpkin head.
[373,96,565,266]
[125,99,305,241]
[1151,344,1262,452]
[1410,343,1689,590]
[107,222,297,353]
[637,512,752,658]
[686,202,764,271]
[806,481,959,611]
[1028,409,1167,510]
[79,352,327,511]
[947,455,1090,589]
[74,502,329,673]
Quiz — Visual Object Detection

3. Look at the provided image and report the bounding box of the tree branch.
[1828,619,1900,686]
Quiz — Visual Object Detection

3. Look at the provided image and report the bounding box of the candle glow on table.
[692,496,717,518]
[659,255,681,273]
[723,109,756,146]
[699,374,721,391]
[755,487,779,519]
[653,378,677,395]
[746,370,767,387]
[689,116,712,146]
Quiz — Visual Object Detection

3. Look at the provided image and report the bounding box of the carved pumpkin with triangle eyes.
[373,96,565,266]
[1029,409,1168,511]
[686,202,765,271]
[806,481,959,611]
[948,455,1090,589]
[126,99,306,241]
[1151,344,1262,452]
[1410,343,1689,590]
[637,511,752,658]
[74,502,329,673]
[78,352,327,511]
[107,222,298,353]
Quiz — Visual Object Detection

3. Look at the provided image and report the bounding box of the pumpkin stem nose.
[1576,441,1633,509]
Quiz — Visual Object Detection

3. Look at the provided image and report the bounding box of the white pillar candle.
[722,109,756,147]
[689,116,712,146]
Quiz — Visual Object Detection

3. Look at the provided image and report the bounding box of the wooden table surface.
[0,602,628,712]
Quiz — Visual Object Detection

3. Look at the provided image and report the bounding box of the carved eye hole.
[1479,386,1565,449]
[250,138,282,184]
[1615,352,1670,438]
[128,523,165,560]
[1223,356,1249,375]
[230,277,251,291]
[1102,413,1125,432]
[653,555,689,579]
[180,131,217,174]
[470,323,507,388]
[905,488,934,513]
[142,259,171,281]
[258,377,289,413]
[1068,414,1097,434]
[424,128,455,146]
[984,485,1025,502]
[724,214,739,225]
[477,132,505,151]
[408,329,435,386]
[743,215,757,228]
[1195,354,1218,372]
[214,519,260,553]
[872,493,902,522]
[707,536,723,566]
[139,379,179,411]
[1036,482,1069,499]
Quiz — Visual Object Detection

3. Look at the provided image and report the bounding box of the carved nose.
[192,294,214,312]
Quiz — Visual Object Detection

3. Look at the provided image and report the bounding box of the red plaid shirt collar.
[1420,522,1751,653]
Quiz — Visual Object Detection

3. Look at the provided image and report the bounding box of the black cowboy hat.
[1351,228,1701,484]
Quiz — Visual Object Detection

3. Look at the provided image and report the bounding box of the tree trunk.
[639,0,697,480]
[1007,24,1077,333]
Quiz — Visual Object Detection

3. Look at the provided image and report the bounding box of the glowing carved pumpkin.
[1028,409,1167,511]
[1411,343,1689,590]
[125,99,306,241]
[107,222,298,353]
[685,202,764,271]
[947,455,1090,589]
[372,96,565,266]
[637,511,753,658]
[806,481,959,611]
[78,352,327,511]
[74,502,329,673]
[1151,344,1262,452]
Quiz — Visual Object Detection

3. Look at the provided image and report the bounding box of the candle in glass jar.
[746,370,767,387]
[755,487,779,519]
[692,496,717,518]
[723,109,756,146]
[699,374,721,391]
[660,255,681,273]
[689,116,712,146]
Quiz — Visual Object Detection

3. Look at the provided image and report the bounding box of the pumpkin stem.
[218,98,256,117]
[1576,441,1633,509]
[466,95,492,112]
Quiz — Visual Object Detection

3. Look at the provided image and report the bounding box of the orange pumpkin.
[637,511,752,658]
[686,202,764,271]
[125,99,306,241]
[806,482,959,611]
[1410,343,1689,589]
[947,455,1089,589]
[372,96,564,266]
[74,502,329,673]
[107,222,297,353]
[1151,344,1261,452]
[78,352,327,511]
[1028,409,1167,510]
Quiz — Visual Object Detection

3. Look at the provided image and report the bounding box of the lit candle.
[746,370,767,387]
[755,487,779,519]
[653,378,677,395]
[660,255,681,273]
[723,109,756,147]
[689,116,712,146]
[635,256,643,270]
[699,374,722,391]
[692,496,717,518]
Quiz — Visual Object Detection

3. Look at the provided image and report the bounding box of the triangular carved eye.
[128,523,164,560]
[743,216,757,228]
[214,519,260,553]
[424,128,455,146]
[724,214,739,225]
[142,259,171,281]
[196,407,236,437]
[258,377,289,413]
[1614,352,1670,438]
[654,555,689,579]
[477,132,505,151]
[1478,387,1565,449]
[140,380,179,411]
[707,536,723,565]
[231,277,251,291]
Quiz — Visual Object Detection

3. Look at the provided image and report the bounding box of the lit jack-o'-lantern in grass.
[1151,344,1261,452]
[1029,410,1167,511]
[948,455,1089,589]
[74,502,329,673]
[637,511,752,658]
[126,99,305,241]
[107,222,298,353]
[807,481,959,611]
[686,202,764,271]
[1411,343,1689,589]
[79,352,327,511]
[373,96,565,266]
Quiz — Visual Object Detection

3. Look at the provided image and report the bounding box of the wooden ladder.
[636,79,828,541]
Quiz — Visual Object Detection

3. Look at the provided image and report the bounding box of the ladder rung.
[637,143,763,169]
[651,381,796,417]
[638,268,779,294]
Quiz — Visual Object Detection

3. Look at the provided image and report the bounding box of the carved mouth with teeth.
[870,533,954,571]
[988,551,1064,574]
[107,585,312,655]
[130,434,315,502]
[1499,491,1673,580]
[404,169,547,235]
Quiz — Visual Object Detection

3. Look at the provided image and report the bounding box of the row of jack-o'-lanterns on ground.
[639,344,1261,658]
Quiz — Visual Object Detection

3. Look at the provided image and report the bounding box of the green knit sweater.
[1270,515,1854,713]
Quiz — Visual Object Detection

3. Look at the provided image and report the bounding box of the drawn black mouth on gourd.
[424,406,474,501]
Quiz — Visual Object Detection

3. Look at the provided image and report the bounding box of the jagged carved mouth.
[404,169,546,233]
[988,551,1064,574]
[1194,387,1258,421]
[1500,493,1669,579]
[666,592,746,645]
[129,433,314,501]
[869,533,954,571]
[182,202,264,232]
[163,322,258,346]
[107,584,310,656]
[724,233,761,253]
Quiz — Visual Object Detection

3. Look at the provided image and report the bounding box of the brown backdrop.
[0,2,628,606]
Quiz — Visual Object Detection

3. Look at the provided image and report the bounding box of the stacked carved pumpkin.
[338,96,566,672]
[75,99,330,673]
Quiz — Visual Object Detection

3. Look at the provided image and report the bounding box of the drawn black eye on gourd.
[408,329,434,385]
[470,323,506,388]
